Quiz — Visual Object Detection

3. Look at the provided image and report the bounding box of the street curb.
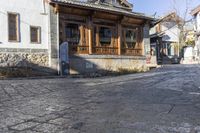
[0,75,69,80]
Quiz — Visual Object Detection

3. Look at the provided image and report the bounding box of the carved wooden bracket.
[54,4,59,13]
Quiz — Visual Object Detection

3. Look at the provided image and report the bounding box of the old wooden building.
[0,0,154,76]
[49,0,154,74]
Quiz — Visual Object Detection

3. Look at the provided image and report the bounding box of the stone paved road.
[1,65,200,133]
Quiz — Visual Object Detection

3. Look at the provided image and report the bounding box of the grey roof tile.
[51,0,154,20]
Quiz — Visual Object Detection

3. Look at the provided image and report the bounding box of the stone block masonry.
[0,52,48,68]
[69,55,149,75]
[0,48,56,77]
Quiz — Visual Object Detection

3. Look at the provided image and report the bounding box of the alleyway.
[1,65,200,133]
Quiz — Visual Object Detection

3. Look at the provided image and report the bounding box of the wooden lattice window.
[123,28,138,48]
[8,13,19,42]
[94,25,116,47]
[99,27,112,46]
[65,23,80,45]
[30,26,41,43]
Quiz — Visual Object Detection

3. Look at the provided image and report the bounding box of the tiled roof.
[50,0,154,20]
[191,5,200,16]
[153,12,184,25]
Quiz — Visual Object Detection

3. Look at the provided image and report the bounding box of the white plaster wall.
[196,12,200,31]
[161,24,180,42]
[194,13,200,54]
[150,22,180,43]
[149,26,156,35]
[196,36,200,50]
[0,0,49,49]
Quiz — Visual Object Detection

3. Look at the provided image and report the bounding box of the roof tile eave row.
[50,0,154,20]
[191,5,200,16]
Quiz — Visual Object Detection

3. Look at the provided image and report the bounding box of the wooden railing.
[92,46,118,55]
[121,48,143,56]
[69,45,89,55]
[68,45,142,56]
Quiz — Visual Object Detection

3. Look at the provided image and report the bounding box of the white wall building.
[191,5,200,60]
[161,21,180,43]
[0,0,49,49]
[0,0,55,75]
[150,12,181,64]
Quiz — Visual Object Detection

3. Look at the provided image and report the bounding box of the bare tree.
[172,0,193,56]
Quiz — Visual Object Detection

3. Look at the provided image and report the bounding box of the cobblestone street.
[1,65,200,133]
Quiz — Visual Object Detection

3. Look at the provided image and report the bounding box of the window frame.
[30,26,41,44]
[122,27,138,49]
[64,23,80,45]
[99,26,113,46]
[93,24,117,47]
[7,12,20,42]
[63,21,87,46]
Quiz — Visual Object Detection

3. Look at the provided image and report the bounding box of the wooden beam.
[117,22,122,55]
[96,26,100,47]
[88,16,93,54]
[59,6,91,16]
[92,12,119,21]
[140,27,145,56]
[54,4,59,13]
[80,25,84,46]
[121,16,144,25]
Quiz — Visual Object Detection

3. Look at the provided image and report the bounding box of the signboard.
[59,42,69,76]
[143,25,150,55]
[86,62,93,69]
[60,42,69,63]
[146,56,151,64]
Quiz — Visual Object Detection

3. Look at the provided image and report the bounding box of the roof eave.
[50,0,154,21]
[191,5,200,16]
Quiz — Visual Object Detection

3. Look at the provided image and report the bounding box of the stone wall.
[0,48,55,77]
[0,53,48,67]
[69,55,149,75]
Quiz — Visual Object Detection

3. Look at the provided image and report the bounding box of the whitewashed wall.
[0,0,49,49]
[150,22,180,43]
[161,22,180,42]
[195,12,200,31]
[194,12,200,56]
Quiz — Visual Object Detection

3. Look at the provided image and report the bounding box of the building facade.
[191,5,200,61]
[0,0,51,76]
[150,13,181,64]
[0,0,154,76]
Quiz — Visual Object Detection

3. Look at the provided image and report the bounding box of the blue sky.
[128,0,200,19]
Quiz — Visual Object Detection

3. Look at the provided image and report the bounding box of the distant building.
[191,5,200,61]
[0,0,155,76]
[150,12,182,64]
